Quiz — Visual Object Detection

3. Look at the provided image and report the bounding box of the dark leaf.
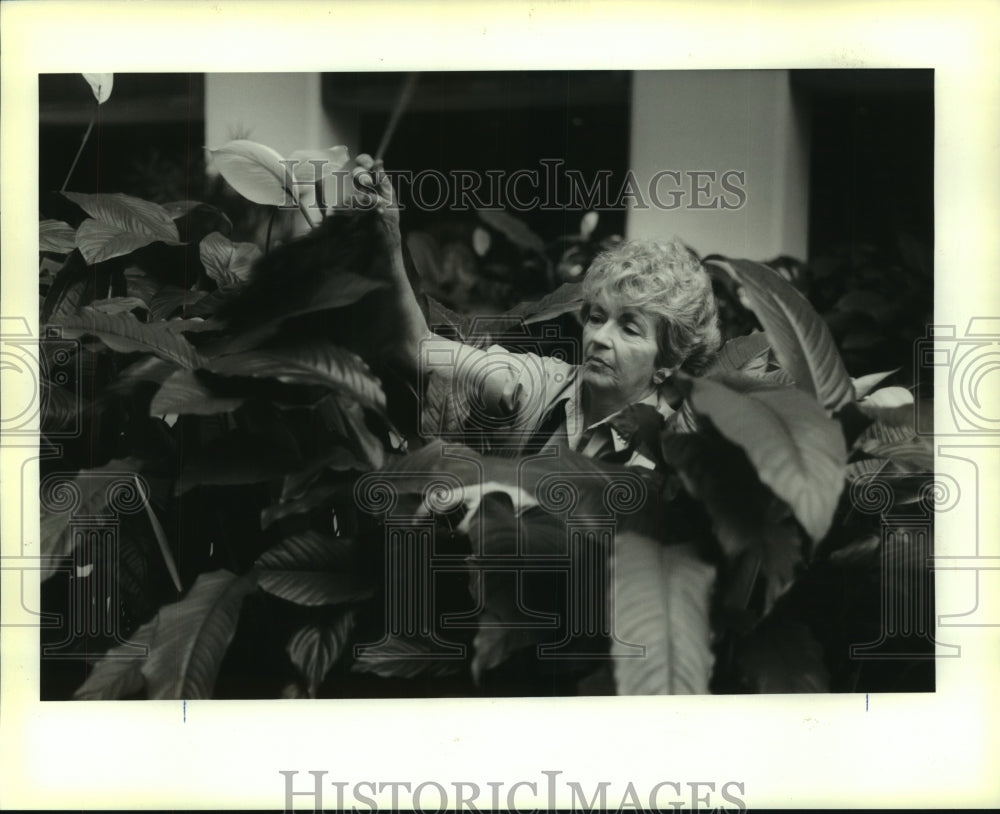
[198,231,261,288]
[502,281,584,325]
[207,343,386,413]
[351,637,465,680]
[148,287,209,321]
[50,307,205,369]
[142,569,258,699]
[287,612,355,697]
[39,219,77,254]
[710,258,853,413]
[708,331,771,376]
[150,369,245,416]
[73,617,157,699]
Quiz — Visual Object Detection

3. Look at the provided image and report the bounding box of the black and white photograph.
[2,1,998,810]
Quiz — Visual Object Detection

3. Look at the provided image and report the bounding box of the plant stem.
[265,207,276,253]
[61,106,97,193]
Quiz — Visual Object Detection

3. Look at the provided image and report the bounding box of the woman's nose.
[590,320,614,346]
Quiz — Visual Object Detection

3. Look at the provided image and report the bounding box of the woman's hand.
[349,153,401,249]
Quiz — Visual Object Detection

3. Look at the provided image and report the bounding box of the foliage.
[39,122,934,699]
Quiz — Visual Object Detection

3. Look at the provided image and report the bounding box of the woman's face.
[581,292,661,403]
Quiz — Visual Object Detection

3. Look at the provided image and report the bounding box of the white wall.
[204,73,357,160]
[627,71,810,261]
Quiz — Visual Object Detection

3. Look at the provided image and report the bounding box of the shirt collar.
[564,372,671,452]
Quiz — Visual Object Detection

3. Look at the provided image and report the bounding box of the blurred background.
[40,69,933,380]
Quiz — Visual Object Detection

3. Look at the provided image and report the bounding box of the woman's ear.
[652,367,670,385]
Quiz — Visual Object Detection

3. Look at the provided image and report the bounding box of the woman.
[351,155,722,466]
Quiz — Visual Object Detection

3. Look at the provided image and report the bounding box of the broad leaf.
[73,617,157,699]
[287,612,355,697]
[199,231,261,288]
[687,377,846,542]
[207,343,386,412]
[150,369,245,416]
[39,219,77,254]
[64,191,179,244]
[503,281,584,325]
[142,569,258,699]
[89,296,147,315]
[75,218,181,265]
[351,636,465,680]
[50,307,206,369]
[255,532,370,606]
[708,331,771,376]
[220,272,388,353]
[712,258,853,413]
[207,139,292,206]
[261,476,349,529]
[148,287,210,321]
[661,431,803,601]
[611,537,715,694]
[470,611,548,684]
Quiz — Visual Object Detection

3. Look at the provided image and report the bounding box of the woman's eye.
[623,323,641,336]
[587,313,605,325]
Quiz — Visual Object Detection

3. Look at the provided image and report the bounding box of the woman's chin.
[582,364,616,388]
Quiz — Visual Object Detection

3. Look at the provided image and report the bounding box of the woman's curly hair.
[581,238,722,375]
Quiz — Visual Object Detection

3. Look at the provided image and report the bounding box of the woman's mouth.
[585,355,613,370]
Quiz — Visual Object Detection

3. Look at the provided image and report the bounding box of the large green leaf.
[220,272,389,354]
[687,376,846,542]
[255,532,371,606]
[207,139,293,206]
[64,192,179,244]
[198,231,261,288]
[39,219,77,254]
[708,331,771,376]
[50,307,205,369]
[712,258,853,413]
[147,288,210,321]
[207,343,386,412]
[503,281,584,324]
[286,611,355,697]
[351,637,465,680]
[75,219,180,265]
[73,617,158,699]
[150,369,245,416]
[660,432,803,606]
[610,537,715,695]
[142,569,258,699]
